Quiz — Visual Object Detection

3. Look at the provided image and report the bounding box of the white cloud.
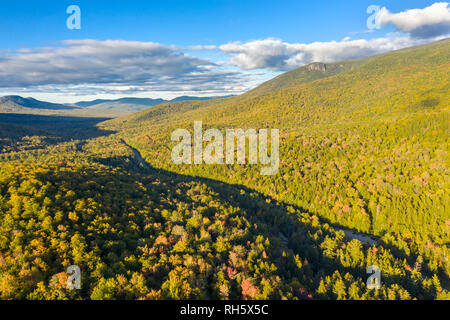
[217,2,450,71]
[377,2,450,38]
[218,35,435,71]
[220,39,290,70]
[187,45,218,50]
[0,40,252,95]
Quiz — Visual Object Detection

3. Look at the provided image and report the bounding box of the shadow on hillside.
[99,145,435,298]
[146,165,450,289]
[0,113,115,141]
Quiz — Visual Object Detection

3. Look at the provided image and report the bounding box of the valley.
[0,39,448,300]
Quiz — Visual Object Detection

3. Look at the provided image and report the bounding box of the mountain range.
[0,95,234,116]
[0,95,76,112]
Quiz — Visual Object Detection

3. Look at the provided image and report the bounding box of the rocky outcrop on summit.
[307,62,327,72]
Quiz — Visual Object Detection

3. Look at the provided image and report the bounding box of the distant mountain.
[75,97,166,108]
[75,95,233,108]
[169,95,233,102]
[0,96,77,113]
[74,95,234,114]
[0,95,235,117]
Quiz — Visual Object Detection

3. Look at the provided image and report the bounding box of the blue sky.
[0,1,448,102]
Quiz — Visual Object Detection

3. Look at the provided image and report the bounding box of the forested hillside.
[102,39,450,295]
[0,39,448,300]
